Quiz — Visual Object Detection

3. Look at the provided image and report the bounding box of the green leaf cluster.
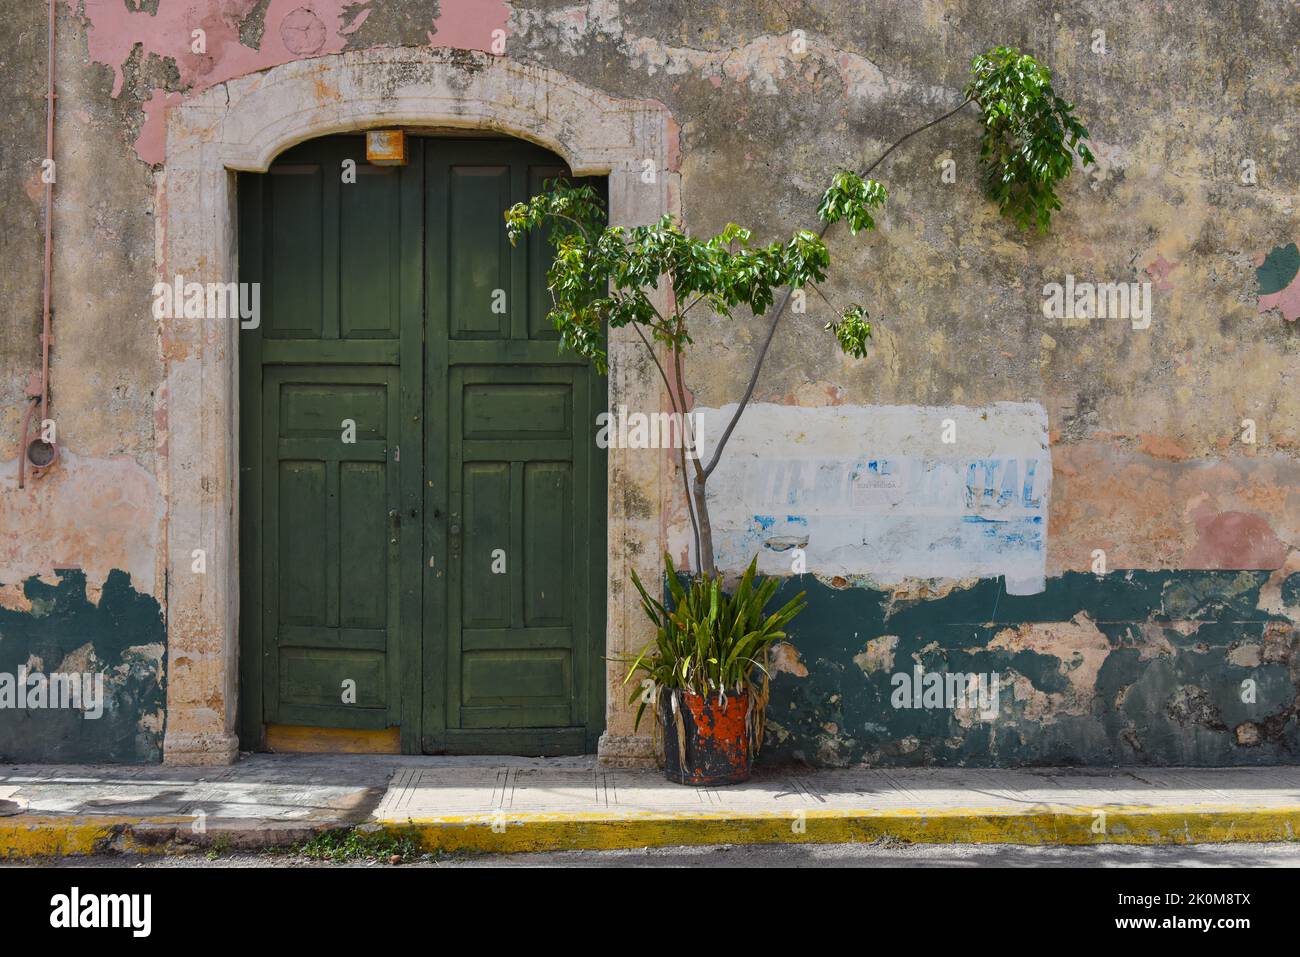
[816,170,888,234]
[622,554,806,730]
[965,45,1095,231]
[825,304,872,359]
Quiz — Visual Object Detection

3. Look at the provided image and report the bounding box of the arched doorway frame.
[159,48,676,765]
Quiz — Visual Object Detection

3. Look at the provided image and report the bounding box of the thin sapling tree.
[505,45,1093,579]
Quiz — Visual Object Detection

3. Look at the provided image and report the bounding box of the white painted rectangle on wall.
[694,402,1050,595]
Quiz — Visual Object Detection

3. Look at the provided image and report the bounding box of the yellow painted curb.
[0,816,198,860]
[3,806,1298,858]
[383,805,1300,854]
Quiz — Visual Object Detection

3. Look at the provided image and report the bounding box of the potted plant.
[623,553,806,785]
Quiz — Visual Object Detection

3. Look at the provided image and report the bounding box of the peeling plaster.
[770,641,808,677]
[0,569,166,763]
[1049,445,1300,575]
[513,1,948,105]
[67,0,506,164]
[1256,242,1300,322]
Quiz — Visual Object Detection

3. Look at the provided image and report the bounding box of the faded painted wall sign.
[696,402,1051,594]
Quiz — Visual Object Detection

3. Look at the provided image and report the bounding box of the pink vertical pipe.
[19,0,56,489]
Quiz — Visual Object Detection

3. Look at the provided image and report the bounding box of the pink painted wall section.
[73,0,374,163]
[428,0,511,52]
[1048,443,1300,574]
[73,1,373,95]
[69,0,508,165]
[135,89,184,170]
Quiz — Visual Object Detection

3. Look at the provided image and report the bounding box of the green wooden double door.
[238,136,606,755]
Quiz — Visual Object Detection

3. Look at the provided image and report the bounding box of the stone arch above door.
[160,48,677,765]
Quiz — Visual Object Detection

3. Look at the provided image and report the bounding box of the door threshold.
[264,725,401,754]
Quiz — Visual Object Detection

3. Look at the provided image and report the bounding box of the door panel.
[240,136,605,755]
[446,369,584,734]
[265,165,324,339]
[339,165,402,339]
[524,461,573,627]
[448,166,513,340]
[261,365,401,730]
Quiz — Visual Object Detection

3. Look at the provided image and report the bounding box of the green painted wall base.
[759,570,1300,767]
[0,570,166,764]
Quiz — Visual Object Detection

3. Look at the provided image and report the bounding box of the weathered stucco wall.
[1,0,1296,765]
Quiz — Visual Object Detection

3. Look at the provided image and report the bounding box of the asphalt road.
[11,842,1300,867]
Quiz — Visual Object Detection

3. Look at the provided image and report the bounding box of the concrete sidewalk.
[2,755,1299,858]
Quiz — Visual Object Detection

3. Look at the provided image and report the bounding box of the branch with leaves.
[967,46,1095,231]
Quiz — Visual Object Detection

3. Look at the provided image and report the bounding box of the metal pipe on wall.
[18,0,58,489]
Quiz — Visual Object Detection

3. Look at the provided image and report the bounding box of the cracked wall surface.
[1,0,1297,765]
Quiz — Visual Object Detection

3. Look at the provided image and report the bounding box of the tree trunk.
[691,474,716,576]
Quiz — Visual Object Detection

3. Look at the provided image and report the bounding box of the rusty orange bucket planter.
[658,688,753,786]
